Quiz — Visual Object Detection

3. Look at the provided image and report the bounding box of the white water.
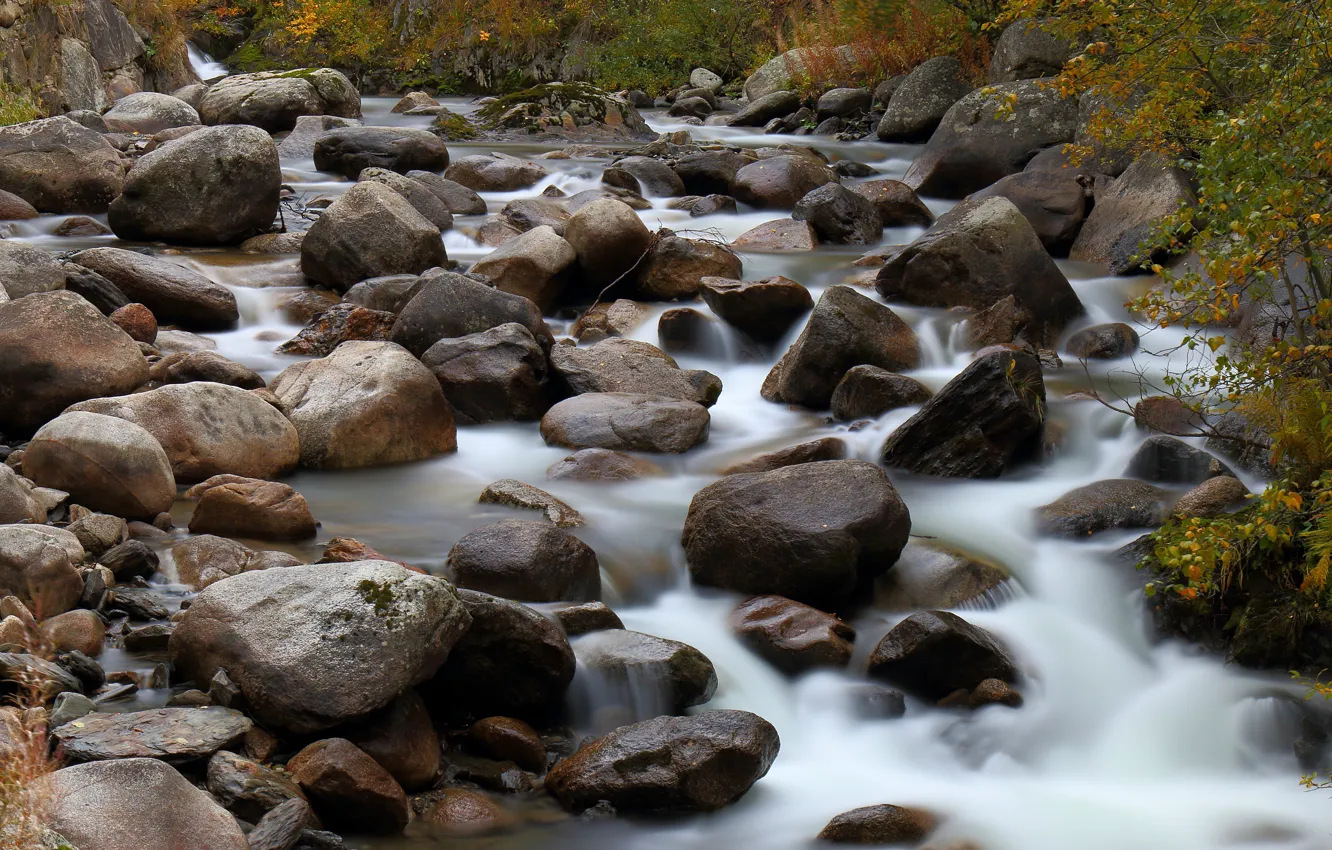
[16,94,1332,848]
[186,43,229,81]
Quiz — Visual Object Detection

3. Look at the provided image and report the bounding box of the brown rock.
[469,716,547,771]
[1134,395,1205,436]
[732,218,818,252]
[206,749,308,823]
[247,798,314,850]
[699,275,813,342]
[555,601,625,636]
[287,737,410,834]
[1173,475,1250,518]
[572,298,647,343]
[277,302,397,357]
[478,479,584,528]
[875,541,1009,611]
[109,302,158,343]
[423,788,518,835]
[148,350,265,389]
[52,707,253,763]
[818,804,937,844]
[546,448,662,482]
[849,180,935,228]
[42,609,105,657]
[346,689,439,791]
[731,595,855,674]
[186,475,318,541]
[447,519,600,603]
[720,437,847,475]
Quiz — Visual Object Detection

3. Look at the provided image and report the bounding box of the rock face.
[546,710,779,813]
[68,382,299,483]
[447,519,600,602]
[0,240,64,299]
[1036,479,1168,537]
[573,629,718,714]
[171,561,471,735]
[53,707,252,763]
[700,275,813,342]
[24,411,175,520]
[0,116,126,213]
[990,18,1077,83]
[108,125,280,246]
[763,285,920,409]
[683,460,911,608]
[904,79,1078,198]
[72,247,239,330]
[868,610,1018,700]
[314,127,450,177]
[731,595,856,674]
[0,524,84,618]
[301,182,446,292]
[198,68,361,132]
[287,738,410,834]
[541,393,710,453]
[1069,154,1197,273]
[880,349,1046,478]
[876,196,1084,347]
[422,323,550,424]
[970,169,1087,255]
[730,155,837,208]
[469,225,575,310]
[391,272,551,357]
[271,341,455,469]
[877,56,972,141]
[41,758,250,850]
[551,338,721,407]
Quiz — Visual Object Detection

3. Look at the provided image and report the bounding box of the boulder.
[24,412,174,520]
[110,302,156,343]
[422,323,549,424]
[830,366,931,420]
[470,225,575,310]
[880,349,1046,477]
[0,188,38,220]
[469,716,547,770]
[41,758,249,850]
[573,298,647,343]
[0,524,84,618]
[52,707,252,763]
[275,114,362,160]
[424,589,575,723]
[478,478,584,528]
[669,96,713,119]
[1125,435,1233,485]
[358,168,454,229]
[1173,475,1250,518]
[683,460,911,608]
[423,788,517,835]
[763,285,920,409]
[730,155,838,208]
[849,179,935,228]
[474,82,653,140]
[876,196,1084,346]
[206,750,307,823]
[730,91,801,127]
[0,465,43,525]
[61,263,128,314]
[170,561,471,735]
[719,437,846,475]
[287,738,409,835]
[541,393,710,453]
[447,519,600,602]
[300,182,446,292]
[818,87,872,119]
[270,340,456,469]
[170,534,301,590]
[346,689,439,790]
[314,127,450,178]
[547,448,662,482]
[903,79,1078,198]
[1134,395,1206,436]
[501,197,570,234]
[969,169,1087,255]
[731,595,855,674]
[635,234,744,300]
[445,153,548,191]
[876,56,972,142]
[615,156,687,196]
[247,799,313,850]
[102,92,199,134]
[867,610,1018,700]
[68,382,299,483]
[391,272,551,357]
[0,116,126,213]
[700,275,812,342]
[989,19,1077,83]
[1069,154,1197,273]
[42,608,106,656]
[732,218,819,251]
[673,150,750,195]
[1036,479,1169,537]
[1065,322,1139,358]
[573,629,718,713]
[875,540,1009,611]
[393,91,438,113]
[276,301,396,357]
[563,198,655,292]
[148,350,265,389]
[409,170,488,214]
[72,247,239,329]
[818,804,937,844]
[551,338,721,406]
[0,240,64,301]
[793,182,882,244]
[186,475,318,541]
[546,710,779,813]
[199,68,361,132]
[107,123,279,245]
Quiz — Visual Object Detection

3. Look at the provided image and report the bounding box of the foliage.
[0,84,41,127]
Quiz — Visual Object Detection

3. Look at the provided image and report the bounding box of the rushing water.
[17,86,1332,849]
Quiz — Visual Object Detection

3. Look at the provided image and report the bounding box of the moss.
[475,81,615,127]
[431,110,478,140]
[357,578,396,617]
[0,83,42,127]
[226,41,283,73]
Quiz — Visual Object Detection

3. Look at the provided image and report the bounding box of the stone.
[276,302,396,357]
[422,787,518,835]
[186,475,317,541]
[1069,154,1197,273]
[793,182,882,245]
[170,561,471,735]
[541,393,710,453]
[731,595,855,675]
[1174,475,1251,518]
[248,798,314,850]
[72,247,239,329]
[0,189,38,220]
[868,610,1018,700]
[546,710,779,813]
[877,56,972,142]
[1066,322,1140,359]
[358,168,454,230]
[849,179,935,228]
[551,338,722,407]
[990,18,1078,83]
[831,366,932,420]
[614,156,686,196]
[478,479,584,528]
[390,272,551,357]
[301,182,446,292]
[0,465,43,525]
[684,460,911,608]
[1036,479,1169,537]
[0,117,126,213]
[469,716,546,771]
[657,307,715,354]
[818,87,872,119]
[100,540,158,581]
[818,804,937,844]
[719,437,846,475]
[0,651,83,700]
[41,609,105,657]
[346,689,439,790]
[0,291,147,435]
[199,69,361,132]
[445,153,548,191]
[24,412,174,520]
[563,198,655,292]
[270,341,456,469]
[547,448,661,482]
[424,590,575,724]
[288,738,409,834]
[1125,435,1233,485]
[573,298,647,343]
[574,629,717,714]
[275,114,362,160]
[207,748,303,820]
[669,96,713,119]
[53,707,252,763]
[69,382,299,483]
[731,155,838,209]
[0,239,64,300]
[470,225,575,310]
[880,350,1046,478]
[903,79,1078,198]
[0,526,84,618]
[49,692,97,728]
[109,303,156,343]
[314,127,450,178]
[102,92,199,134]
[410,171,488,214]
[635,234,744,301]
[732,218,819,252]
[52,215,113,237]
[447,518,598,602]
[171,534,296,590]
[671,150,747,196]
[421,323,550,425]
[500,198,570,234]
[41,758,249,850]
[970,169,1087,254]
[148,350,265,389]
[875,541,1009,611]
[763,286,920,409]
[730,90,802,127]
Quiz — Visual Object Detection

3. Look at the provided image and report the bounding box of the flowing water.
[16,82,1332,848]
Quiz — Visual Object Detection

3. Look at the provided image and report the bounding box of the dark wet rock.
[421,323,550,425]
[551,338,722,407]
[1125,435,1234,485]
[603,165,643,193]
[763,285,920,409]
[731,155,838,208]
[880,350,1046,478]
[1173,475,1250,518]
[849,179,935,228]
[478,480,584,528]
[970,169,1087,255]
[62,263,129,314]
[555,601,626,635]
[720,437,846,475]
[0,116,126,213]
[700,275,813,342]
[731,595,855,675]
[0,188,38,220]
[288,738,410,835]
[817,804,937,844]
[53,706,251,763]
[447,519,599,602]
[171,561,471,735]
[673,150,750,195]
[573,298,647,343]
[276,302,397,357]
[1134,395,1205,436]
[793,182,882,245]
[541,393,711,454]
[422,787,518,835]
[1065,322,1139,359]
[358,168,454,230]
[657,307,716,354]
[876,56,972,142]
[73,247,239,329]
[424,589,576,724]
[868,610,1018,700]
[25,412,175,520]
[470,225,575,310]
[546,449,662,482]
[683,460,911,608]
[831,366,931,421]
[730,91,802,127]
[207,749,307,823]
[301,182,446,292]
[546,710,779,813]
[850,684,908,719]
[1069,154,1197,273]
[346,689,439,791]
[615,156,686,196]
[445,153,548,191]
[1036,479,1169,537]
[573,629,718,713]
[635,234,743,300]
[313,126,448,177]
[391,272,551,358]
[990,18,1078,82]
[199,68,360,133]
[408,171,487,214]
[732,218,819,252]
[563,198,655,292]
[248,798,314,850]
[1,651,83,700]
[100,540,159,583]
[469,716,547,771]
[669,96,713,119]
[875,540,1009,611]
[123,622,174,652]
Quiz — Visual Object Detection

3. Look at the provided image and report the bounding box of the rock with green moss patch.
[199,68,361,133]
[475,82,654,141]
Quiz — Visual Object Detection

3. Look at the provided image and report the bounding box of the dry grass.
[0,617,63,850]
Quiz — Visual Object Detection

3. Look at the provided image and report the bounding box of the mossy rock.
[474,82,654,141]
[431,109,478,141]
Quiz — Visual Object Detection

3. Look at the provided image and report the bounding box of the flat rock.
[53,707,252,763]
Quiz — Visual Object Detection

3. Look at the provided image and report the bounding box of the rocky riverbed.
[0,28,1330,850]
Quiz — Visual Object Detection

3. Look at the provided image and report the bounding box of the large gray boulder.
[876,57,972,142]
[904,79,1078,198]
[469,225,575,310]
[730,155,837,208]
[969,169,1087,255]
[1069,154,1197,273]
[314,127,450,178]
[198,68,361,132]
[876,196,1084,346]
[792,182,882,245]
[270,340,456,469]
[102,92,200,134]
[683,460,910,608]
[550,338,721,407]
[745,48,820,100]
[358,168,454,230]
[276,114,362,160]
[540,393,710,453]
[989,19,1078,83]
[0,116,126,213]
[0,239,65,300]
[390,272,552,357]
[73,247,239,329]
[301,182,446,292]
[171,561,471,734]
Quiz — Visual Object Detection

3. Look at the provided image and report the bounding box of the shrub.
[0,84,41,127]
